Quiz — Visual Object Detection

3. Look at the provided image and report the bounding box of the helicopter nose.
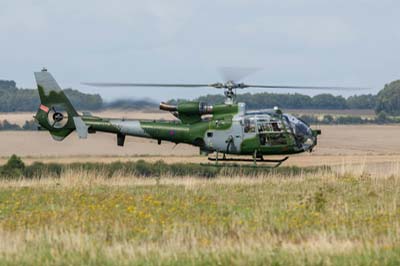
[284,114,317,152]
[294,125,315,152]
[303,135,316,151]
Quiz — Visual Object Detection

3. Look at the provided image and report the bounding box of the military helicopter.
[34,68,355,167]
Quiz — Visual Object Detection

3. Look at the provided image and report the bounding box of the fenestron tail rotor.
[47,106,69,129]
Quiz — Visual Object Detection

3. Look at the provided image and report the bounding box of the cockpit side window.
[256,119,283,133]
[244,118,256,133]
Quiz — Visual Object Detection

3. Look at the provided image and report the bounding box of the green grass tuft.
[0,155,330,179]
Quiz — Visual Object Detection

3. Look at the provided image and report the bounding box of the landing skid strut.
[207,153,289,168]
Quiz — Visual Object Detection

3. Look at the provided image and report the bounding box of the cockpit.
[283,114,311,137]
[242,110,316,151]
[283,114,315,149]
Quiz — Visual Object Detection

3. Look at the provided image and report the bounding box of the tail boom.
[34,69,207,148]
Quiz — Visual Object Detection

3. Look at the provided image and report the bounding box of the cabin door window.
[257,120,287,145]
[243,118,256,133]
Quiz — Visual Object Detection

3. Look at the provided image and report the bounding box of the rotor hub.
[53,112,64,122]
[47,106,69,129]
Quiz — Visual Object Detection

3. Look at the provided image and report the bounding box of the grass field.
[1,110,400,265]
[0,167,399,265]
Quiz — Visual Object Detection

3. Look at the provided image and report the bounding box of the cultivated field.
[1,121,400,176]
[1,110,400,265]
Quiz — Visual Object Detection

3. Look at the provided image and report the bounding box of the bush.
[322,115,334,124]
[0,119,37,131]
[22,120,38,130]
[0,120,21,130]
[0,154,25,178]
[376,111,389,124]
[24,162,63,179]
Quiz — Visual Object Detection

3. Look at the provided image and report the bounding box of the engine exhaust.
[159,102,177,112]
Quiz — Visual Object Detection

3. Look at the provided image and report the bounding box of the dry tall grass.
[0,163,399,265]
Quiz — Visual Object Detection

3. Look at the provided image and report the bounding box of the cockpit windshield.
[284,114,312,140]
[242,112,316,151]
[283,114,315,151]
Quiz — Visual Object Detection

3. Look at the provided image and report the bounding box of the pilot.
[271,122,281,132]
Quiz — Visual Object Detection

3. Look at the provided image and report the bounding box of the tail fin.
[34,69,78,141]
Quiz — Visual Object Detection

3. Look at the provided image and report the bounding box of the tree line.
[171,79,400,116]
[2,79,400,116]
[0,80,103,111]
[0,80,156,112]
[297,112,395,125]
[190,93,377,110]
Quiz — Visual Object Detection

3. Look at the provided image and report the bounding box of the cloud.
[0,0,399,100]
[237,16,356,48]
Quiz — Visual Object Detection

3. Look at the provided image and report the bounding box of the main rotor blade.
[218,67,261,82]
[244,85,369,90]
[82,82,369,91]
[82,82,210,88]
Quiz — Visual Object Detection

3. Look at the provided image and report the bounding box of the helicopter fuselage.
[34,69,321,160]
[79,102,320,157]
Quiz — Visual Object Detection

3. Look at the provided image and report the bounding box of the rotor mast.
[210,81,248,104]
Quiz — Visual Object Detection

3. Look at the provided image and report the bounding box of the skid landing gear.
[207,152,289,168]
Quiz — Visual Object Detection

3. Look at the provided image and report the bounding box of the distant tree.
[336,116,365,124]
[0,80,16,91]
[104,99,157,110]
[375,80,400,116]
[64,89,103,110]
[347,94,377,109]
[0,81,103,112]
[297,114,319,125]
[311,94,347,109]
[322,115,334,124]
[196,94,226,105]
[193,92,354,110]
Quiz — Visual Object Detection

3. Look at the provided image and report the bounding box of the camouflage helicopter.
[34,68,354,167]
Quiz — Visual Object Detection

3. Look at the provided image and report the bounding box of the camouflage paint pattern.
[34,70,321,157]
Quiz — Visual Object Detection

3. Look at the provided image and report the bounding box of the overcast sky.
[1,0,399,101]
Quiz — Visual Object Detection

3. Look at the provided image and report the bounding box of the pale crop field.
[2,124,400,171]
[2,110,399,160]
[0,166,399,265]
